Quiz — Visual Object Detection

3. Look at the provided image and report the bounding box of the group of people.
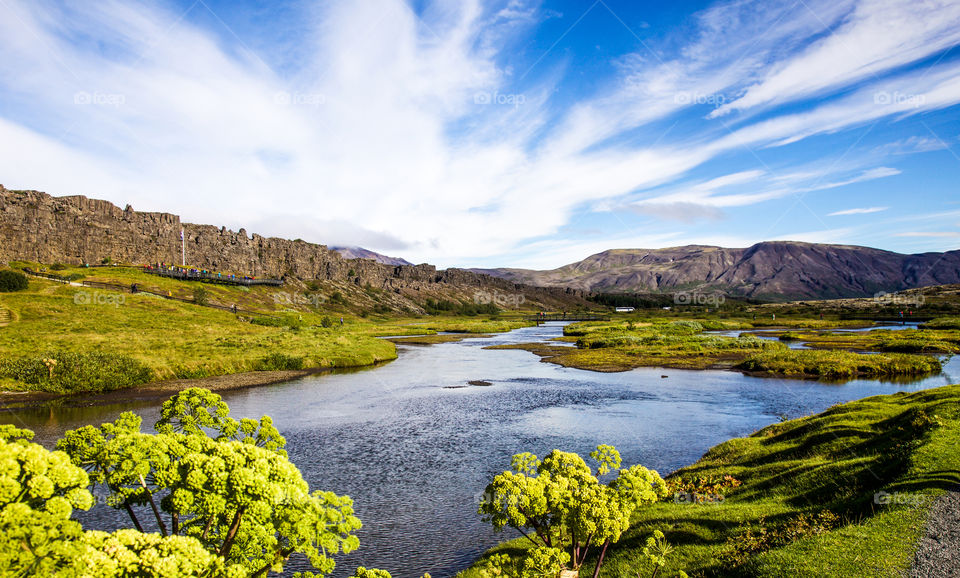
[146,262,255,281]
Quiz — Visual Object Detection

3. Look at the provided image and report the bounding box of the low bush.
[255,353,305,371]
[0,351,154,393]
[0,270,29,292]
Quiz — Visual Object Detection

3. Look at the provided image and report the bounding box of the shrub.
[255,353,305,371]
[718,511,839,568]
[0,270,28,292]
[50,263,69,271]
[0,351,154,393]
[321,316,334,328]
[193,285,210,306]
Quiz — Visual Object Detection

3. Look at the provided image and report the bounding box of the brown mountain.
[472,242,960,301]
[330,246,412,266]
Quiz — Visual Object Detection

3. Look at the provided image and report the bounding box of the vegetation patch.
[0,270,28,293]
[736,349,942,379]
[773,328,960,354]
[254,352,306,371]
[498,319,947,378]
[0,351,153,393]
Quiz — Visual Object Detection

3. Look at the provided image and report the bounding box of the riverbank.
[459,383,960,577]
[0,365,389,409]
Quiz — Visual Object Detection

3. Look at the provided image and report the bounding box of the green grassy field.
[460,384,960,577]
[0,269,536,394]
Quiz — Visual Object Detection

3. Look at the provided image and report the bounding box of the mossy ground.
[491,319,945,378]
[460,384,960,577]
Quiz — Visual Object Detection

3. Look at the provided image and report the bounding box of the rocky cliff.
[474,243,960,301]
[0,186,590,310]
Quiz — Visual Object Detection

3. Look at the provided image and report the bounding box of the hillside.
[0,186,591,313]
[474,243,960,301]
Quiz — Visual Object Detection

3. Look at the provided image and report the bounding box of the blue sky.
[0,0,959,269]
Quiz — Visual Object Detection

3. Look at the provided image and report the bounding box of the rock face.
[0,186,590,310]
[474,243,960,301]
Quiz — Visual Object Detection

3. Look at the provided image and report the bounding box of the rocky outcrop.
[0,186,591,310]
[475,242,960,301]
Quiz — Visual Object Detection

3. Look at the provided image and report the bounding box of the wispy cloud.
[828,206,889,216]
[895,231,960,237]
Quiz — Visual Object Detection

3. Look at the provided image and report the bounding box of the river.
[2,322,958,577]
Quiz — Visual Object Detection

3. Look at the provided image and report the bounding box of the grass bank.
[0,271,535,395]
[489,319,944,378]
[461,384,960,577]
[0,277,397,394]
[773,327,960,354]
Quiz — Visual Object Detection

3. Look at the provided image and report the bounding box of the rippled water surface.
[3,322,957,577]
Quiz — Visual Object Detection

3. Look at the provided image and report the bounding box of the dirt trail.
[911,489,960,577]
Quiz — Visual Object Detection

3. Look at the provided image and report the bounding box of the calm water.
[3,322,957,577]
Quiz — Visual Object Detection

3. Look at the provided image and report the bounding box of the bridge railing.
[142,266,283,287]
[524,313,610,322]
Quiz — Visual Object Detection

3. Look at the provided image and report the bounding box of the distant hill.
[472,242,960,301]
[330,246,412,266]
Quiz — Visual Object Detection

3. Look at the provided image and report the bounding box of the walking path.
[911,489,960,577]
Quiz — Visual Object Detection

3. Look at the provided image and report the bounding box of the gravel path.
[911,490,960,577]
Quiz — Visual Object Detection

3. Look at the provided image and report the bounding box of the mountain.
[330,246,412,266]
[472,242,960,301]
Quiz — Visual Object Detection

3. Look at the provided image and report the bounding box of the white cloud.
[712,0,960,117]
[895,231,960,237]
[827,206,889,216]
